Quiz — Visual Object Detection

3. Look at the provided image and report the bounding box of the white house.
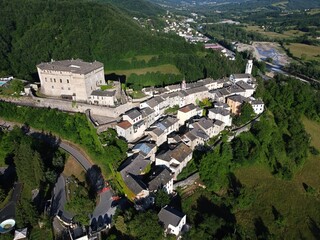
[236,80,255,98]
[177,104,201,126]
[158,206,186,236]
[229,73,253,84]
[146,128,167,146]
[116,120,134,142]
[141,107,156,128]
[191,118,219,138]
[123,109,143,125]
[89,90,116,106]
[208,108,232,126]
[249,98,264,114]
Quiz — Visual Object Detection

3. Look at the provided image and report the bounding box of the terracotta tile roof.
[179,104,196,113]
[117,120,132,130]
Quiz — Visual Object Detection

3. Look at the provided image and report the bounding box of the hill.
[97,0,165,16]
[0,0,193,80]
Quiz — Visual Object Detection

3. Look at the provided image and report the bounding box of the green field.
[271,1,288,8]
[245,25,305,39]
[285,43,320,60]
[122,54,158,63]
[106,64,180,76]
[129,90,146,99]
[235,118,320,238]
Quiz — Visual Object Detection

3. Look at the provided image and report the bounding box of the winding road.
[0,118,116,228]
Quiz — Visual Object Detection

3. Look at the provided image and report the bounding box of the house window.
[60,79,62,83]
[54,78,56,83]
[67,79,69,83]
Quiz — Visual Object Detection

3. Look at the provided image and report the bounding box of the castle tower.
[181,79,186,90]
[245,60,253,75]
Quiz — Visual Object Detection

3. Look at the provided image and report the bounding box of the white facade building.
[89,90,116,106]
[158,206,186,236]
[37,59,105,102]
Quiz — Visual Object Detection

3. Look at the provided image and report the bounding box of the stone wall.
[0,94,139,118]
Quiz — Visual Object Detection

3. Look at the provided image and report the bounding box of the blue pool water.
[0,81,7,86]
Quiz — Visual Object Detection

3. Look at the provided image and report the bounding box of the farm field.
[244,25,305,39]
[285,43,320,60]
[106,64,180,76]
[234,118,320,238]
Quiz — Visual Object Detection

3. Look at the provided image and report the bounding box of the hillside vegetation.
[0,0,193,80]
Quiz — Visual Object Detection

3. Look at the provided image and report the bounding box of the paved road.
[59,142,91,170]
[0,118,115,226]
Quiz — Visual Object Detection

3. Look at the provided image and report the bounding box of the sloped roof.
[133,142,156,156]
[125,109,142,120]
[208,108,230,116]
[117,120,132,130]
[190,126,209,140]
[141,107,155,118]
[236,80,255,90]
[157,117,178,130]
[14,228,28,240]
[148,167,173,191]
[227,94,248,103]
[197,118,214,130]
[170,143,192,163]
[37,59,103,75]
[91,90,115,97]
[232,73,251,79]
[158,206,185,228]
[178,104,196,113]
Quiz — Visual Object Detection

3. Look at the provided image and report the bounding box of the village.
[0,58,264,238]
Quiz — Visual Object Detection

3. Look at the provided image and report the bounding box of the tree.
[233,102,255,126]
[115,215,127,234]
[127,211,164,240]
[155,189,170,208]
[199,143,233,192]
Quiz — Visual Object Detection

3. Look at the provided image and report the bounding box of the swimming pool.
[0,81,7,86]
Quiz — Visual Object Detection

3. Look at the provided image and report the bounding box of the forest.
[0,103,127,178]
[0,127,65,239]
[0,0,195,80]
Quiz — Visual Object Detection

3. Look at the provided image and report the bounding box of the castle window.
[50,78,52,82]
[54,79,56,83]
[60,79,62,83]
[68,87,70,90]
[61,87,64,90]
[67,79,69,83]
[52,86,54,89]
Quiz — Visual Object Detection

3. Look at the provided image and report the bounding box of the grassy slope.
[235,118,320,239]
[285,43,320,60]
[105,64,180,76]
